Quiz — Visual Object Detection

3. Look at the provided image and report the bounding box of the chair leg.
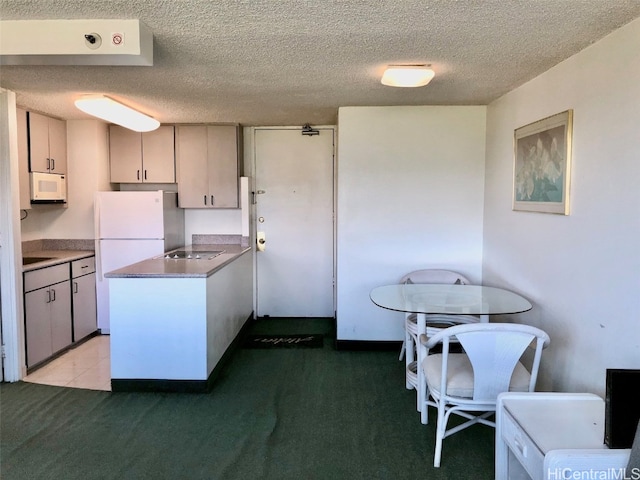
[405,331,415,390]
[399,339,405,361]
[419,370,429,425]
[433,400,447,468]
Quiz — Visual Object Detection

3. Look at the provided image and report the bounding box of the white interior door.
[255,127,335,317]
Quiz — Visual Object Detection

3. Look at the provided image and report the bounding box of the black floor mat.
[243,334,324,348]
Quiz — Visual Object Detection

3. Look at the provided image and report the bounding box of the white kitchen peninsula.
[106,245,252,392]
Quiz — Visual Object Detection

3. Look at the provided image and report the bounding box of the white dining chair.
[419,322,550,467]
[398,269,479,413]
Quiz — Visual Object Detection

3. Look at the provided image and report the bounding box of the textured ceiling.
[1,0,639,126]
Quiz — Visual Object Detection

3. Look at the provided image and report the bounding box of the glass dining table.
[369,283,533,322]
[370,283,534,419]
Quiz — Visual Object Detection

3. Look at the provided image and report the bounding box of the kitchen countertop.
[22,250,95,273]
[104,244,251,279]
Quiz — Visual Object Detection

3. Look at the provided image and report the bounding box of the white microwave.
[30,172,67,203]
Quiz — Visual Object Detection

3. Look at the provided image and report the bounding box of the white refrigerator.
[94,190,184,333]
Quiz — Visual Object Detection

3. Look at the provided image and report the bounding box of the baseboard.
[111,378,210,393]
[335,339,402,351]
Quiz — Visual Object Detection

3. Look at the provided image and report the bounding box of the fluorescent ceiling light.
[74,95,159,132]
[381,65,435,87]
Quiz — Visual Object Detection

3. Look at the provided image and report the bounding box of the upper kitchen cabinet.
[176,125,243,208]
[27,111,67,174]
[109,125,176,183]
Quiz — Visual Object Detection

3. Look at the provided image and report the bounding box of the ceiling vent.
[0,19,153,66]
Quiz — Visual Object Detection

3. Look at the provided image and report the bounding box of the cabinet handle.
[137,170,141,180]
[46,290,51,303]
[51,158,55,171]
[74,281,78,294]
[513,435,527,457]
[211,195,214,206]
[46,158,51,170]
[51,288,56,302]
[144,169,147,180]
[204,195,207,205]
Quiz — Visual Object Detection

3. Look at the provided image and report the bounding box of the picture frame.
[513,110,573,214]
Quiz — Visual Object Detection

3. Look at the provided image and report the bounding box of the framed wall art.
[513,110,573,214]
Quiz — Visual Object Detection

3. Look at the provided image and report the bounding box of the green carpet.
[0,318,494,479]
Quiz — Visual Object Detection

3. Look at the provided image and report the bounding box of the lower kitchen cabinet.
[24,264,72,367]
[24,256,97,368]
[71,257,97,342]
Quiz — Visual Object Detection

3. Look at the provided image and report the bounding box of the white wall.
[336,106,487,341]
[20,120,111,240]
[483,18,640,396]
[184,209,242,240]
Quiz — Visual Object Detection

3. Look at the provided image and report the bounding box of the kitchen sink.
[22,256,54,265]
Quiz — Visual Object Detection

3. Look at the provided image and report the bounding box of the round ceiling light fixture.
[381,65,435,87]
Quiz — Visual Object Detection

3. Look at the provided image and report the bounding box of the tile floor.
[23,335,111,391]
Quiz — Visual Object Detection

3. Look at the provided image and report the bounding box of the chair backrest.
[426,323,550,401]
[399,269,471,285]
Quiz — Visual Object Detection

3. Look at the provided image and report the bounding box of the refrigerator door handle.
[94,193,102,280]
[95,241,103,280]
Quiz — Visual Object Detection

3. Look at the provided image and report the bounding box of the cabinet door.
[47,117,67,174]
[72,273,97,341]
[109,126,143,183]
[27,112,67,174]
[24,288,53,367]
[176,125,210,207]
[50,280,72,354]
[207,125,240,208]
[142,126,175,183]
[27,112,51,173]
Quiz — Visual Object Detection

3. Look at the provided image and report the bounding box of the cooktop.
[162,250,225,260]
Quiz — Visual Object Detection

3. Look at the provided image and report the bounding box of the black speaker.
[605,369,640,449]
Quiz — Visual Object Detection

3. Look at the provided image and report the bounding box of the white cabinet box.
[496,392,631,480]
